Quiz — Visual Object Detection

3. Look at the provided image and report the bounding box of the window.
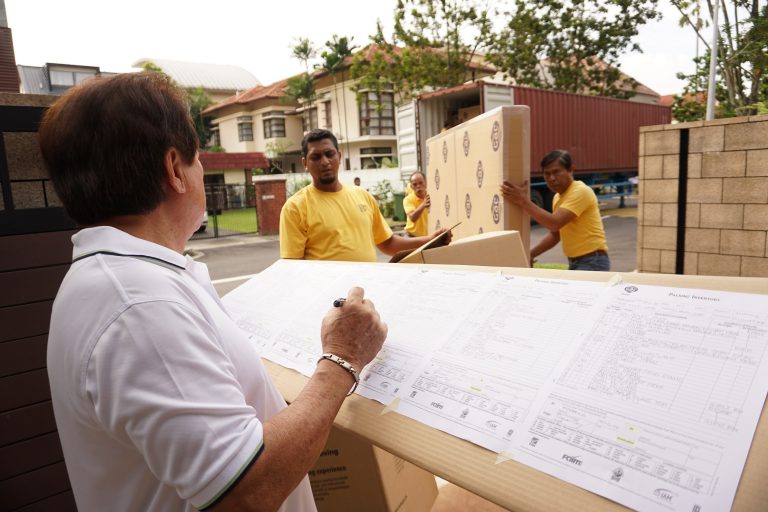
[324,101,332,130]
[238,116,254,142]
[209,127,220,147]
[262,112,286,138]
[49,69,96,88]
[358,91,395,136]
[49,70,75,87]
[302,107,318,133]
[360,147,394,169]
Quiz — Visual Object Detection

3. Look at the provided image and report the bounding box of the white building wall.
[216,112,256,153]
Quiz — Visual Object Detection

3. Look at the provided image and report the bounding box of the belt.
[569,249,608,261]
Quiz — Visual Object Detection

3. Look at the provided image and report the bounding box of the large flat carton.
[398,230,529,267]
[309,426,438,512]
[424,105,531,255]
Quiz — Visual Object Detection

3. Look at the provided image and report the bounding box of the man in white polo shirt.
[39,72,387,511]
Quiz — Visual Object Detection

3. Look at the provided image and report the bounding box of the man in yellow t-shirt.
[280,129,450,262]
[500,149,609,271]
[403,171,429,237]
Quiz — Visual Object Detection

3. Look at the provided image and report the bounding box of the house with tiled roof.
[203,78,305,172]
[204,45,497,174]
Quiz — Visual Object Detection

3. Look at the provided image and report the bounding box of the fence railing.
[193,183,258,239]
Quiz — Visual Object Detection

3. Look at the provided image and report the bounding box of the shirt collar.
[71,226,190,270]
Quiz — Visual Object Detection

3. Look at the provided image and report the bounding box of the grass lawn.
[533,263,568,270]
[213,207,258,232]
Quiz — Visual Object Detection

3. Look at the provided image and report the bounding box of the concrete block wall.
[638,115,768,277]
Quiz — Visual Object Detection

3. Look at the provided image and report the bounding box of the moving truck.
[396,80,671,210]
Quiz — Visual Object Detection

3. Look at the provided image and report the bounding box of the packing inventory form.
[223,260,768,511]
[511,283,768,512]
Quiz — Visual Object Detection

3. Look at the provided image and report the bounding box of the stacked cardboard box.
[309,427,438,512]
[423,106,531,255]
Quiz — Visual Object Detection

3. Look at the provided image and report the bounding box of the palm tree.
[320,36,358,166]
[286,38,317,131]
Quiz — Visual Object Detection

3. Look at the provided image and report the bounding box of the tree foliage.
[671,0,768,118]
[141,62,214,147]
[486,0,661,99]
[351,0,661,101]
[283,38,317,125]
[351,0,493,101]
[319,35,357,161]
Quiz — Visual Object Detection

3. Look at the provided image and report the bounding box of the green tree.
[486,0,661,99]
[141,62,214,146]
[351,1,494,102]
[353,0,660,102]
[672,0,768,117]
[264,138,294,173]
[187,86,214,147]
[284,38,317,129]
[319,35,357,160]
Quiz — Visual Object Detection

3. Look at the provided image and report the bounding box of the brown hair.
[39,72,198,225]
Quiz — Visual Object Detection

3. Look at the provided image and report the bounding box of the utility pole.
[705,1,720,120]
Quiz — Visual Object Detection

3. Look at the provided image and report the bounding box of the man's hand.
[423,194,431,209]
[428,228,452,247]
[500,180,529,206]
[320,287,387,371]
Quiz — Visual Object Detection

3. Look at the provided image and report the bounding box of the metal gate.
[193,183,258,239]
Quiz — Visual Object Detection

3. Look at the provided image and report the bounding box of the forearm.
[377,233,431,255]
[519,200,562,232]
[531,231,560,259]
[406,203,426,222]
[214,363,352,511]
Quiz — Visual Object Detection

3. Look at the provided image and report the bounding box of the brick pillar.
[0,27,20,93]
[254,178,287,236]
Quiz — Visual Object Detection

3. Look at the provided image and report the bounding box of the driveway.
[190,206,638,296]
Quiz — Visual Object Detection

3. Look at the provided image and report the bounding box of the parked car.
[196,210,208,234]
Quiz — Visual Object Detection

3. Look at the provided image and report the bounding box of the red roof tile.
[203,78,294,115]
[199,152,270,170]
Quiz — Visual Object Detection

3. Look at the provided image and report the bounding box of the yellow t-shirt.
[403,192,428,236]
[554,180,608,258]
[279,185,393,262]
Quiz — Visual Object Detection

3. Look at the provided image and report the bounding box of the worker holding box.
[501,149,610,271]
[280,129,450,261]
[403,171,430,237]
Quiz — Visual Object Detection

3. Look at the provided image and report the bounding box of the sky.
[5,0,702,96]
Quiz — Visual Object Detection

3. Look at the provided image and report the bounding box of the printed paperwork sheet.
[395,275,605,452]
[510,283,768,512]
[222,260,768,512]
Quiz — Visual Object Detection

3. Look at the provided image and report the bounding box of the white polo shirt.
[47,226,316,512]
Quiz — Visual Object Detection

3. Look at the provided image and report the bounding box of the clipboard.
[388,222,461,263]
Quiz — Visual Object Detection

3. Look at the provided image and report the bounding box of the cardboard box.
[309,426,438,512]
[424,106,531,255]
[397,230,529,267]
[457,106,481,123]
